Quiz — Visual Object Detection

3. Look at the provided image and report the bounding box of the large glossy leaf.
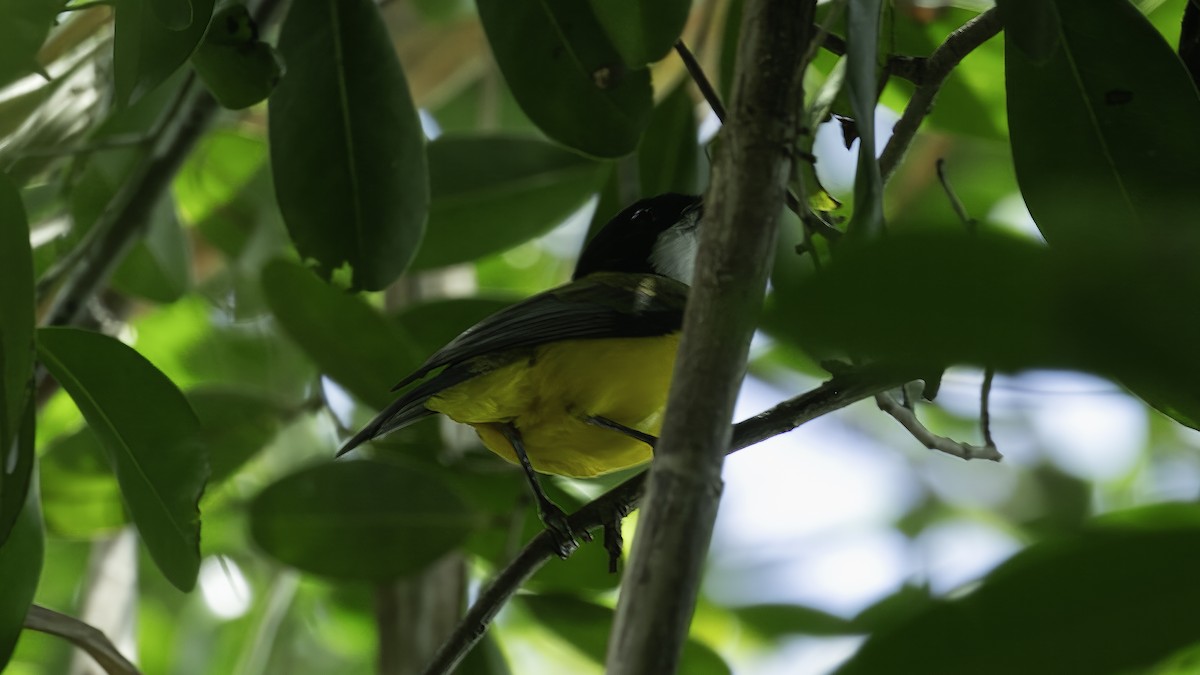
[522,594,730,674]
[589,0,691,66]
[248,460,476,581]
[36,327,207,591]
[260,259,423,409]
[995,0,1059,63]
[191,4,282,110]
[476,0,653,158]
[113,0,215,106]
[411,136,606,270]
[638,84,702,197]
[0,459,41,671]
[269,0,428,291]
[770,232,1200,426]
[0,0,62,89]
[838,505,1200,674]
[1007,0,1200,247]
[844,0,884,241]
[0,173,34,544]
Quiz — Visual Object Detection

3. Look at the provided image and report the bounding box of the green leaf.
[736,603,856,638]
[589,0,691,66]
[151,0,193,30]
[476,0,653,158]
[0,459,42,671]
[40,429,127,539]
[174,128,268,226]
[261,259,423,409]
[110,196,190,303]
[191,3,283,110]
[188,388,286,484]
[1006,0,1200,247]
[0,172,35,544]
[411,135,606,270]
[113,0,215,106]
[36,327,207,591]
[269,0,429,291]
[248,460,476,581]
[638,83,702,197]
[522,594,730,674]
[0,0,63,89]
[995,0,1060,63]
[837,507,1200,675]
[844,0,884,241]
[456,632,511,675]
[395,297,515,355]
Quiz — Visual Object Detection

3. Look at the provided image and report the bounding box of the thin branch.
[875,391,1003,461]
[936,158,977,231]
[421,366,909,675]
[24,604,141,675]
[878,8,1002,183]
[674,40,727,123]
[980,368,996,448]
[816,27,926,84]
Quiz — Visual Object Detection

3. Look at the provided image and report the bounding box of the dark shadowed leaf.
[395,297,515,355]
[638,84,702,197]
[113,0,215,106]
[838,506,1200,675]
[736,603,856,638]
[150,0,192,30]
[523,593,730,674]
[1007,0,1200,247]
[589,0,691,66]
[188,388,287,484]
[995,0,1060,63]
[269,0,428,291]
[476,0,653,157]
[0,173,35,544]
[261,259,423,409]
[0,463,41,671]
[0,0,63,89]
[844,0,884,241]
[191,4,282,110]
[39,428,127,539]
[36,327,207,591]
[456,632,511,675]
[248,460,476,581]
[411,135,606,270]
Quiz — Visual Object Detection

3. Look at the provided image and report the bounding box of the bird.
[337,193,703,556]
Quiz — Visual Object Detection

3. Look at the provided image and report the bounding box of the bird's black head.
[572,193,703,284]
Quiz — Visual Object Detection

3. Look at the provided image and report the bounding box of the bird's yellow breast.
[425,334,680,477]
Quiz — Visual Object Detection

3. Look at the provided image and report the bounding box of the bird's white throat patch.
[649,214,700,285]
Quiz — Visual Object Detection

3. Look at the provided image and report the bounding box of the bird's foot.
[539,501,580,558]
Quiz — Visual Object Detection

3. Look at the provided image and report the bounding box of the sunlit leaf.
[411,135,606,270]
[113,0,215,106]
[261,259,423,409]
[0,173,35,544]
[37,327,207,591]
[838,506,1200,674]
[0,461,41,671]
[191,3,282,110]
[249,460,476,581]
[736,603,856,638]
[270,0,428,291]
[589,0,691,66]
[40,429,127,539]
[1007,0,1200,247]
[0,0,63,89]
[638,84,702,198]
[174,128,268,226]
[522,593,730,674]
[476,0,653,157]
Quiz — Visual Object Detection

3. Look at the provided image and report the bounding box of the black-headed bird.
[337,193,702,554]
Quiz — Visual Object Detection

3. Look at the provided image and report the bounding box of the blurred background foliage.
[3,0,1200,673]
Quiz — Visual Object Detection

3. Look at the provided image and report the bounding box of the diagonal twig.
[24,604,141,675]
